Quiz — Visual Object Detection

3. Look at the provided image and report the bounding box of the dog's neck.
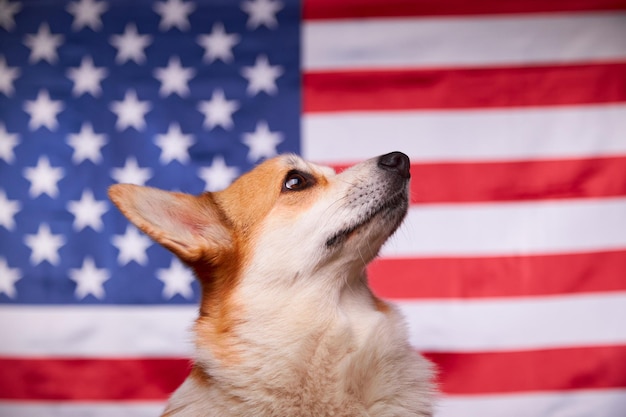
[169,269,394,416]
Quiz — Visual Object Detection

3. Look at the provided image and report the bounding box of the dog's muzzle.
[325,152,411,249]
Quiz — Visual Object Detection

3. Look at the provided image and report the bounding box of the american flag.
[1,0,626,415]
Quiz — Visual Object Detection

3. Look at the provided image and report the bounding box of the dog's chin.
[325,191,409,251]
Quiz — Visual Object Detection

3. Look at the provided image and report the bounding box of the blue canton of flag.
[0,0,301,305]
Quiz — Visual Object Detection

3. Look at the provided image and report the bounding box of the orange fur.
[372,293,391,314]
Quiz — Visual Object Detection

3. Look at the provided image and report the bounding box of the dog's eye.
[283,171,311,192]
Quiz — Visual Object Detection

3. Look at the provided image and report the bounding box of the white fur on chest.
[168,278,434,417]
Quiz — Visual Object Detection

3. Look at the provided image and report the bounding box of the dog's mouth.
[325,189,408,249]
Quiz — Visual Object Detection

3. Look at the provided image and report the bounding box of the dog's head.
[109,152,410,294]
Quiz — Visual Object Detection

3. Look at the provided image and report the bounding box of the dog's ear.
[108,184,232,262]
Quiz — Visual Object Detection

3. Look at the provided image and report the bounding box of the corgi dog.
[109,151,435,417]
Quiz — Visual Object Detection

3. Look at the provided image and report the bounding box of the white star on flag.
[110,90,151,131]
[197,22,240,63]
[198,155,239,192]
[67,56,108,97]
[23,156,64,198]
[0,189,20,230]
[0,55,20,96]
[241,0,283,30]
[67,189,108,231]
[24,89,64,131]
[66,0,108,31]
[112,226,152,266]
[67,122,107,164]
[0,122,19,163]
[157,258,195,299]
[24,223,65,266]
[111,157,153,185]
[23,23,64,64]
[155,123,194,164]
[69,257,110,299]
[241,54,283,95]
[242,120,283,162]
[198,89,239,130]
[153,0,195,31]
[0,257,21,298]
[0,0,21,31]
[110,23,152,64]
[154,56,195,97]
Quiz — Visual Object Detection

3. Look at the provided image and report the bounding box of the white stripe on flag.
[1,305,196,357]
[399,292,626,351]
[303,105,626,163]
[2,389,626,417]
[0,402,165,417]
[3,293,626,356]
[436,389,626,417]
[384,197,626,257]
[303,12,626,70]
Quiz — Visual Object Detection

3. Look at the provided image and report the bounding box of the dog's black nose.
[377,152,410,179]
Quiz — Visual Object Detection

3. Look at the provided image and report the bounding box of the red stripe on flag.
[410,156,626,203]
[304,0,626,19]
[333,156,626,204]
[369,250,626,299]
[304,63,626,112]
[0,358,189,401]
[2,346,626,399]
[426,345,626,394]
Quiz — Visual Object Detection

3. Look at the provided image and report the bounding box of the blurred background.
[1,0,626,415]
